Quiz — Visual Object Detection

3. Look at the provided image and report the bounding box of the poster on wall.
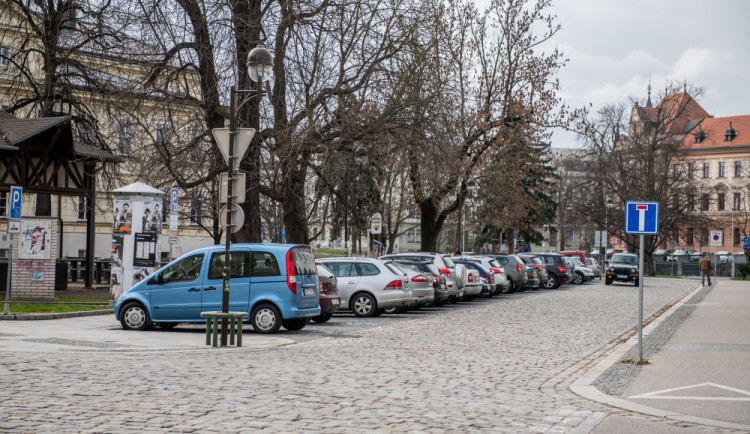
[111,233,124,267]
[133,232,158,267]
[19,220,52,260]
[113,199,133,233]
[110,268,123,301]
[142,201,163,234]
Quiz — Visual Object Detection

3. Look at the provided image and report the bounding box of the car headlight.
[631,267,637,273]
[608,266,614,272]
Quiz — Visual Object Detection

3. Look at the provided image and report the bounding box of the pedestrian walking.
[699,253,713,286]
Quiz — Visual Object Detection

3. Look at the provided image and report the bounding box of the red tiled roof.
[638,92,710,134]
[680,115,750,151]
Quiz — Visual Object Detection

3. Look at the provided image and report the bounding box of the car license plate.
[617,275,627,279]
[331,298,339,305]
[304,287,315,296]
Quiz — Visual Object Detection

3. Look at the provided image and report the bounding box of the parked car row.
[113,244,605,336]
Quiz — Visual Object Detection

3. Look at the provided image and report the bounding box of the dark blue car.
[114,244,320,333]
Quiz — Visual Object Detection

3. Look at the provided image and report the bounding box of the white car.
[570,258,595,284]
[317,258,412,317]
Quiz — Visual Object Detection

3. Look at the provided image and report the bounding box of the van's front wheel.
[251,303,282,333]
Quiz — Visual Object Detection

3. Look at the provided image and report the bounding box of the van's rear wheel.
[251,303,282,333]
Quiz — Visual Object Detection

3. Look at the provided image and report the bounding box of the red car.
[312,263,341,323]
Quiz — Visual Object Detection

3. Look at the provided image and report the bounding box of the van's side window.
[251,252,281,276]
[208,252,252,280]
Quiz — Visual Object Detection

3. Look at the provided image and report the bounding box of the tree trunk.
[280,155,309,244]
[420,199,449,252]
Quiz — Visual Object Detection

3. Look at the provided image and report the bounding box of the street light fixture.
[218,45,273,346]
[344,145,368,256]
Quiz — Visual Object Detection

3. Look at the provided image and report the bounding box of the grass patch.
[4,303,112,314]
[55,295,109,303]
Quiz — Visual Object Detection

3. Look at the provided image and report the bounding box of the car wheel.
[312,313,333,323]
[351,293,378,317]
[251,303,282,334]
[158,322,179,329]
[543,274,558,289]
[605,277,612,285]
[573,272,583,285]
[119,302,151,330]
[282,318,310,331]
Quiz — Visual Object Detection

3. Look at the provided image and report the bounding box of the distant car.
[534,253,572,289]
[312,263,341,323]
[391,262,435,310]
[517,254,549,285]
[483,253,527,292]
[391,260,450,306]
[457,255,510,294]
[453,259,497,298]
[379,252,462,301]
[560,250,586,264]
[317,257,411,317]
[115,244,321,334]
[605,253,639,286]
[570,258,595,284]
[585,258,601,278]
[523,264,540,290]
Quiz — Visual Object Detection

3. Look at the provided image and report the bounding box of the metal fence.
[654,262,738,277]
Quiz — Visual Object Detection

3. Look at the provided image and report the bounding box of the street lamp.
[458,178,478,252]
[344,145,368,256]
[600,197,614,271]
[219,45,273,346]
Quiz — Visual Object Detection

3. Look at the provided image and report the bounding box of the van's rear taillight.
[286,250,297,293]
[385,280,403,289]
[468,273,474,282]
[411,275,428,282]
[557,266,567,273]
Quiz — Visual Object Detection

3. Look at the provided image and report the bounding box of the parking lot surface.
[0,278,740,432]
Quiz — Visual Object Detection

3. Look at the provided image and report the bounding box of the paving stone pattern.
[592,284,714,396]
[0,279,711,432]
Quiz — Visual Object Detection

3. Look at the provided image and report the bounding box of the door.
[202,250,252,313]
[324,262,360,307]
[149,253,206,321]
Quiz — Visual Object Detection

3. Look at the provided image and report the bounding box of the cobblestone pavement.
[0,278,737,432]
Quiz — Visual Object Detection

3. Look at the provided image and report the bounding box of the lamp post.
[458,178,478,252]
[219,45,272,346]
[344,145,368,256]
[600,197,614,273]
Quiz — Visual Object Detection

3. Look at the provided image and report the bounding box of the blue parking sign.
[170,187,179,214]
[744,236,750,244]
[625,201,659,235]
[9,186,22,219]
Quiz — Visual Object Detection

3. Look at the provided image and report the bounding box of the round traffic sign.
[744,244,750,251]
[744,236,750,244]
[609,236,620,246]
[712,234,721,241]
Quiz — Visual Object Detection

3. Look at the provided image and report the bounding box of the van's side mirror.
[149,273,163,285]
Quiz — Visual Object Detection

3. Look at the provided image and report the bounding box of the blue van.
[114,244,320,333]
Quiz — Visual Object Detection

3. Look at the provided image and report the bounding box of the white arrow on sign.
[212,128,256,172]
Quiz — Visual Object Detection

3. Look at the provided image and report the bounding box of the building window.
[735,228,741,247]
[155,122,171,158]
[719,162,726,177]
[77,195,88,220]
[735,193,743,211]
[0,46,10,68]
[717,193,725,211]
[701,194,710,211]
[688,162,695,178]
[735,161,742,177]
[118,118,133,156]
[686,228,694,245]
[0,191,7,217]
[687,193,695,211]
[673,164,681,177]
[189,192,201,226]
[703,162,710,178]
[35,193,51,216]
[700,229,708,245]
[189,127,202,163]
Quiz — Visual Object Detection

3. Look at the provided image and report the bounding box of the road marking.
[629,382,750,401]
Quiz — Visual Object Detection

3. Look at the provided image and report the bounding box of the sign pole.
[220,86,237,347]
[638,233,644,363]
[3,233,12,315]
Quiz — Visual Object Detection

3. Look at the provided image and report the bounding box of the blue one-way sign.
[9,186,22,220]
[625,201,659,235]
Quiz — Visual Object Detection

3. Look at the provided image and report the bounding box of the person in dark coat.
[699,253,713,286]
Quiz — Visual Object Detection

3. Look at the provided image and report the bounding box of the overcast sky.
[477,0,750,147]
